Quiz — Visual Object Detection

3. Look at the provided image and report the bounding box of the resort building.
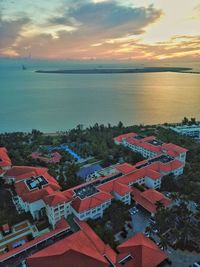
[1,133,188,228]
[26,220,167,267]
[4,166,68,227]
[116,232,167,267]
[3,156,185,227]
[114,132,188,163]
[170,124,200,140]
[27,221,116,267]
[131,188,172,216]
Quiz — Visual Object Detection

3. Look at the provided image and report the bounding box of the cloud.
[0,14,30,50]
[49,2,163,37]
[11,1,162,58]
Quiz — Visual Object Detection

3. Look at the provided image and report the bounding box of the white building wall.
[71,200,112,221]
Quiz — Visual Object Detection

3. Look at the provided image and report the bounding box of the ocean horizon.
[0,58,200,133]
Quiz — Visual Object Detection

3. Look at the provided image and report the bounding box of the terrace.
[74,185,99,199]
[74,172,123,199]
[26,176,48,191]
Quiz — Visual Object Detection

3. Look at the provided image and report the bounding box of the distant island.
[35,67,198,74]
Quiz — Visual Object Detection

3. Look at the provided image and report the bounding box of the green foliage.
[88,200,130,248]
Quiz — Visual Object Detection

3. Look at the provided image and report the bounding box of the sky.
[0,0,200,61]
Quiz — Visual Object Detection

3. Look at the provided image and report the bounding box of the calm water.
[0,59,200,132]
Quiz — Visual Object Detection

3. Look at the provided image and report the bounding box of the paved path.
[167,249,200,267]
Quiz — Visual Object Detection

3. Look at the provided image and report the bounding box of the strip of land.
[35,67,197,74]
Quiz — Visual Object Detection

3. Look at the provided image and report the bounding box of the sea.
[0,58,200,133]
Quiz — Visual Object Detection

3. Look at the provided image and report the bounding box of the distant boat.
[22,65,27,70]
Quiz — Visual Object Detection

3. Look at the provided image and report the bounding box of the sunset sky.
[0,0,200,60]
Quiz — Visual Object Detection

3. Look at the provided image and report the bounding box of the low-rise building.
[170,124,200,140]
[114,132,188,163]
[26,221,167,267]
[131,188,172,216]
[27,221,116,267]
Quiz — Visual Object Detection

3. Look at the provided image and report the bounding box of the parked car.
[129,207,139,215]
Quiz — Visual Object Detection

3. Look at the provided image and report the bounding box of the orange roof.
[71,191,113,213]
[132,188,171,214]
[13,169,61,203]
[27,223,113,267]
[117,233,167,267]
[113,133,137,143]
[98,180,132,197]
[162,143,188,154]
[115,163,136,174]
[44,192,69,206]
[5,166,48,181]
[0,147,11,168]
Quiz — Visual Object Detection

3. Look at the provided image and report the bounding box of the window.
[119,255,133,265]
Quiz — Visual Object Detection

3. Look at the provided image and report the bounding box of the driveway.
[130,208,151,234]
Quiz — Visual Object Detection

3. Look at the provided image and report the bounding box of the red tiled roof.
[27,227,111,267]
[117,168,145,185]
[71,191,113,213]
[98,180,132,197]
[0,147,11,168]
[131,188,171,214]
[44,192,69,206]
[5,166,48,181]
[115,163,136,174]
[145,168,162,180]
[117,233,167,267]
[76,220,117,264]
[114,133,188,156]
[13,168,61,203]
[113,133,137,143]
[162,143,188,154]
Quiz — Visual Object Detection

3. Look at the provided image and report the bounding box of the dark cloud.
[0,15,30,48]
[49,2,163,37]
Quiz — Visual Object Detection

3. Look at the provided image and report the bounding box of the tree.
[155,201,165,211]
[182,117,189,125]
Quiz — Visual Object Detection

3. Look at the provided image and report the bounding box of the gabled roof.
[115,163,136,174]
[0,147,11,168]
[161,143,188,154]
[27,223,113,267]
[113,133,137,143]
[131,188,171,214]
[44,191,69,206]
[13,168,61,203]
[5,166,48,181]
[71,191,113,213]
[117,233,167,267]
[98,180,132,196]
